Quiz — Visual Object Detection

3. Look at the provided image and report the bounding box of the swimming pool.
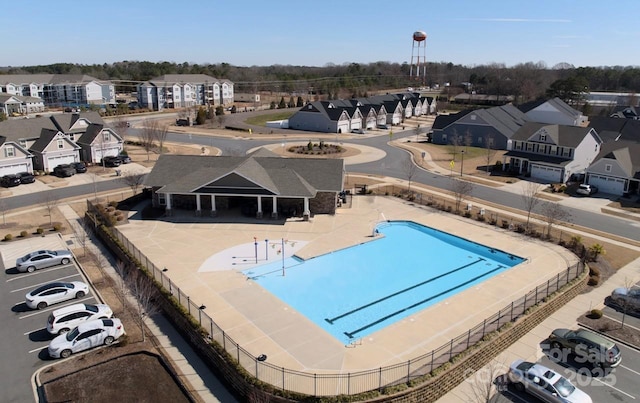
[243,221,524,344]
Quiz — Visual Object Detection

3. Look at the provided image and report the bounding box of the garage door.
[47,155,76,170]
[588,175,625,195]
[94,147,120,161]
[0,162,29,176]
[531,165,562,183]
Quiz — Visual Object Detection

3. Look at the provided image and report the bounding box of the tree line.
[2,60,639,104]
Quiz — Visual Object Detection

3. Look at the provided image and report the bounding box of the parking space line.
[6,264,75,283]
[603,313,640,333]
[28,347,46,355]
[621,364,640,377]
[18,296,94,320]
[591,377,635,399]
[24,327,47,336]
[10,273,81,293]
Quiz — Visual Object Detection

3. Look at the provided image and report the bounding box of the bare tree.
[90,249,110,285]
[120,170,146,195]
[0,198,8,226]
[72,218,90,257]
[464,360,508,403]
[404,156,418,195]
[40,191,60,226]
[216,114,226,128]
[155,122,168,155]
[140,119,158,161]
[451,178,473,213]
[540,201,570,239]
[111,115,130,143]
[617,277,635,330]
[113,260,130,315]
[484,134,497,174]
[129,273,160,342]
[520,182,542,231]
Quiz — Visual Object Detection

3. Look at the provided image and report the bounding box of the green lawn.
[440,145,488,160]
[245,111,296,126]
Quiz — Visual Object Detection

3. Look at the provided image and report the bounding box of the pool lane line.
[343,264,505,339]
[325,258,486,325]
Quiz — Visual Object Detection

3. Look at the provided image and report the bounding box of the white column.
[195,194,201,216]
[210,195,216,216]
[303,197,310,220]
[165,193,172,216]
[271,196,278,218]
[256,196,263,218]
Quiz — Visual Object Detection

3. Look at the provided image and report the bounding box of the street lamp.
[460,150,465,177]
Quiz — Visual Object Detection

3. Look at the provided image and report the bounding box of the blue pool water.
[243,221,524,344]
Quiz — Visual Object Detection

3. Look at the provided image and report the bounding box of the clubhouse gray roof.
[469,104,528,137]
[145,149,344,197]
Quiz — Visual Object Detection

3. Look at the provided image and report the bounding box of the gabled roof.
[470,104,528,137]
[47,74,105,85]
[0,115,58,141]
[432,110,473,130]
[519,97,582,119]
[76,123,104,145]
[594,142,640,178]
[589,116,640,144]
[0,136,33,156]
[510,122,599,147]
[144,150,344,198]
[610,105,639,118]
[50,112,105,132]
[29,128,79,152]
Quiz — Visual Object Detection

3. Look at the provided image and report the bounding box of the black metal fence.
[110,225,583,396]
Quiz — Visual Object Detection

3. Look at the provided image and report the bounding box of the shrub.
[107,206,116,213]
[53,223,62,231]
[589,265,601,277]
[589,309,603,319]
[108,200,118,208]
[36,227,44,234]
[20,230,28,237]
[116,215,125,221]
[4,234,13,241]
[588,276,600,286]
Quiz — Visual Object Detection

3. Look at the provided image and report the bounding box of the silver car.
[611,287,640,311]
[16,249,72,273]
[508,359,592,403]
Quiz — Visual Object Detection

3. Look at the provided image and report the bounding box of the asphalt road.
[121,127,640,243]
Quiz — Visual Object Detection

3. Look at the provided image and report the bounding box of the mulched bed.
[578,314,640,349]
[42,351,192,403]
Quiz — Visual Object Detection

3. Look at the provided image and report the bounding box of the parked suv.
[70,161,87,173]
[1,174,21,187]
[549,328,621,368]
[576,184,598,196]
[15,171,35,184]
[53,164,76,177]
[102,156,122,167]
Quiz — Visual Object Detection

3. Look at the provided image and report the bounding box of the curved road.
[5,124,639,242]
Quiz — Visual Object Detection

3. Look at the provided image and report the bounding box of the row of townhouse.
[288,92,437,133]
[0,74,115,109]
[431,98,640,196]
[0,74,236,113]
[136,74,234,111]
[0,112,123,175]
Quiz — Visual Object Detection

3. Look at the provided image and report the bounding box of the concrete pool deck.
[117,194,578,377]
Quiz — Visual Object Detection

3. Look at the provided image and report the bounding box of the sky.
[4,0,638,69]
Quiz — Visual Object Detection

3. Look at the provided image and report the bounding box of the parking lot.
[0,234,101,402]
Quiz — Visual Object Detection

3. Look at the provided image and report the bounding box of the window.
[605,164,612,172]
[540,134,547,141]
[57,140,64,149]
[526,143,534,151]
[68,134,75,141]
[470,115,476,121]
[19,139,27,147]
[158,194,166,206]
[5,146,15,157]
[103,132,110,142]
[550,146,557,155]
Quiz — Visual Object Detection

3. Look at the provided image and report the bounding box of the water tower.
[410,30,427,84]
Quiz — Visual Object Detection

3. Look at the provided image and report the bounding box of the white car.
[576,184,598,196]
[16,249,72,273]
[508,359,592,403]
[48,318,125,359]
[25,281,89,310]
[47,303,113,335]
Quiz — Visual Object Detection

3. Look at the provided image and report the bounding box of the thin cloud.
[457,18,571,23]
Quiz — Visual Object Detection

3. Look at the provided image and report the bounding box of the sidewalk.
[55,204,238,403]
